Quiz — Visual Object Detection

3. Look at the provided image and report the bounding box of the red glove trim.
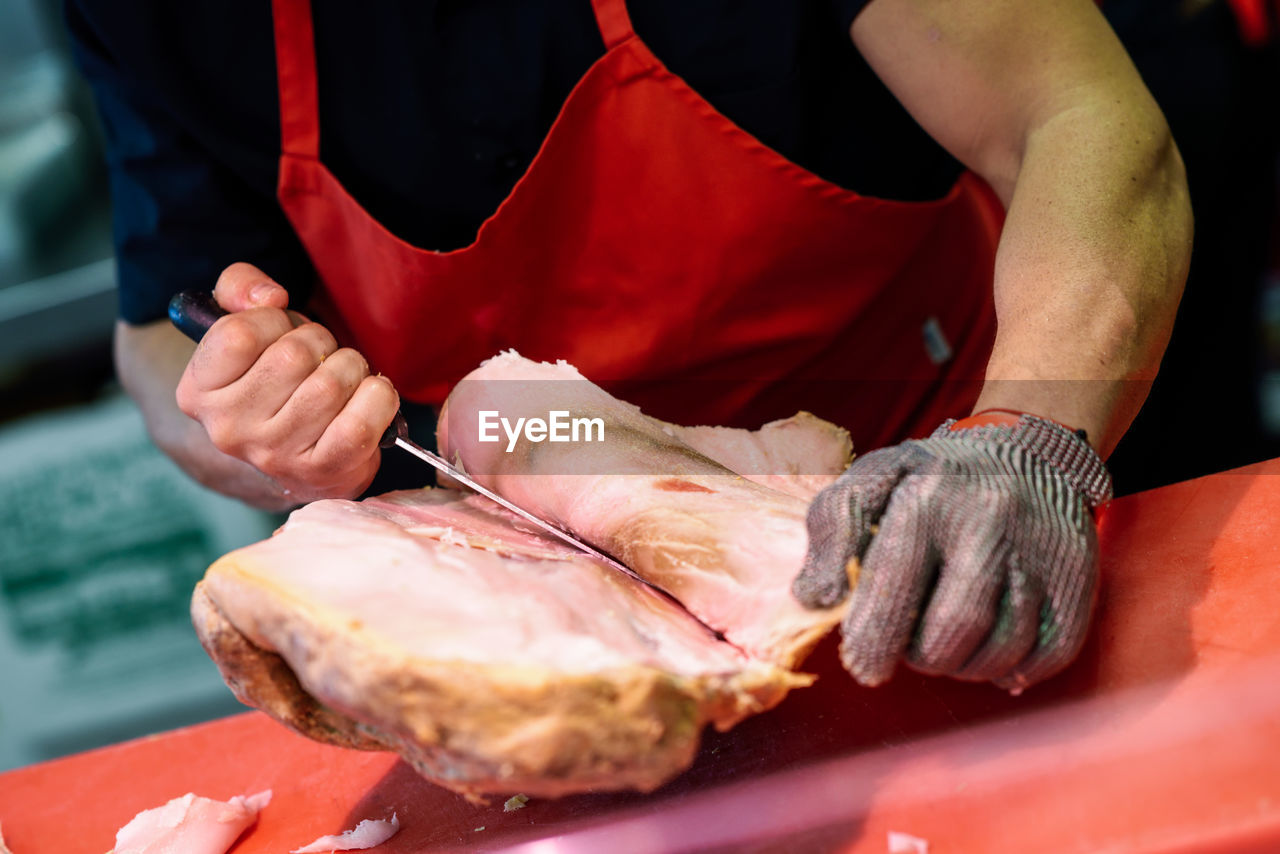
[950,408,1083,436]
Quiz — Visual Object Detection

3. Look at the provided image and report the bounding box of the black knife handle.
[168,289,228,343]
[167,288,408,450]
[380,410,409,449]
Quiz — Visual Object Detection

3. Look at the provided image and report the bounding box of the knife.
[167,290,648,585]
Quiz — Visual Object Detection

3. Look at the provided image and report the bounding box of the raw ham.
[438,352,847,666]
[194,352,853,798]
[195,491,805,798]
[662,411,852,501]
[109,790,271,854]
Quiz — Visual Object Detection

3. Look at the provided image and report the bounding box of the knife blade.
[377,417,649,581]
[166,289,649,586]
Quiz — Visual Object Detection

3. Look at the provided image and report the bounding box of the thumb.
[213,262,290,312]
[793,445,926,609]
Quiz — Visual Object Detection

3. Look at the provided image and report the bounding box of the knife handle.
[168,289,227,342]
[380,410,409,449]
[167,289,409,450]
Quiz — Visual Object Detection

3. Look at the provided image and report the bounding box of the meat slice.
[290,814,400,852]
[195,490,807,800]
[110,790,271,854]
[662,411,852,501]
[437,352,848,667]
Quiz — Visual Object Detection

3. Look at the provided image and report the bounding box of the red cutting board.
[3,459,1280,854]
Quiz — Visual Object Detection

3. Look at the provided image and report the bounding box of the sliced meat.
[291,814,400,852]
[195,490,806,800]
[110,791,271,854]
[437,352,847,666]
[664,411,852,500]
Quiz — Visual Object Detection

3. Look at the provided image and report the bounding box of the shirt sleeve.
[65,0,313,325]
[830,0,878,31]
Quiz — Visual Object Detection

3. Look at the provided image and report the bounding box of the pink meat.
[291,813,400,852]
[196,490,805,798]
[110,790,271,854]
[664,411,852,501]
[437,352,848,667]
[192,353,854,798]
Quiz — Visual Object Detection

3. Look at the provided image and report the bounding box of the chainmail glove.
[792,411,1112,692]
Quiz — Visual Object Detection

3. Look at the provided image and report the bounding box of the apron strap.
[590,0,636,50]
[271,0,321,159]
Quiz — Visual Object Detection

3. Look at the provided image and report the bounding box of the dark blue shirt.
[66,0,963,325]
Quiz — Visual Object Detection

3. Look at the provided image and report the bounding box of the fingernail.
[250,282,278,303]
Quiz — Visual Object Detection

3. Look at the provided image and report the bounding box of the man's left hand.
[793,412,1112,693]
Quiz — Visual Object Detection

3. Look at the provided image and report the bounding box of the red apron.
[271,0,1002,451]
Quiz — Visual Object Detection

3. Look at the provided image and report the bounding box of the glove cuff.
[934,413,1114,509]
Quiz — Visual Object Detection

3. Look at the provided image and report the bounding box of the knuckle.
[174,381,199,417]
[901,471,944,507]
[314,325,341,354]
[852,445,904,474]
[307,369,349,405]
[243,438,293,478]
[272,335,320,373]
[244,445,275,474]
[212,317,263,364]
[292,321,338,355]
[205,418,245,456]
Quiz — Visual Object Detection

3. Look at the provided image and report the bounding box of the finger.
[954,565,1043,683]
[995,537,1099,693]
[183,307,297,394]
[307,374,399,488]
[907,503,1012,676]
[838,476,939,686]
[214,262,290,312]
[793,444,929,609]
[266,347,371,452]
[230,322,340,419]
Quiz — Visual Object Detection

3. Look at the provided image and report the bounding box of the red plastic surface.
[3,460,1280,853]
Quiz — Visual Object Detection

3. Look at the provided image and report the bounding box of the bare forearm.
[114,319,297,511]
[976,102,1193,456]
[851,0,1193,458]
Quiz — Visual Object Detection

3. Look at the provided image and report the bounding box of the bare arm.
[116,263,399,511]
[115,318,295,510]
[851,0,1193,457]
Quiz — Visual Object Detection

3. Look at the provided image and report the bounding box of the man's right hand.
[173,263,399,504]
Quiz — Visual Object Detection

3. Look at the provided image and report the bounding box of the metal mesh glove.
[793,412,1111,692]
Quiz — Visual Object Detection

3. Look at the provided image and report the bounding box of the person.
[68,0,1192,692]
